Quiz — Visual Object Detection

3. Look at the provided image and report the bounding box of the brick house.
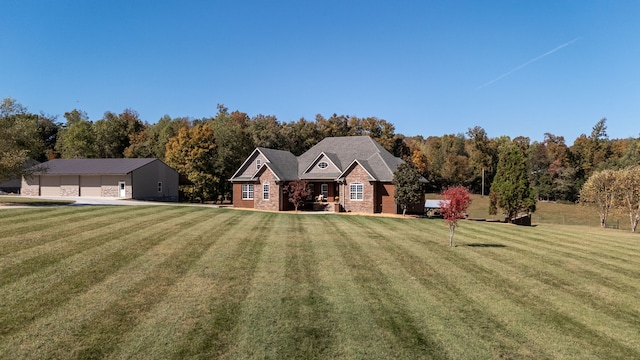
[230,136,424,214]
[21,158,180,201]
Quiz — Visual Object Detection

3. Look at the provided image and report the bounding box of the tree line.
[2,97,639,205]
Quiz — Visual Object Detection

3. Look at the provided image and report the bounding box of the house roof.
[32,158,160,175]
[230,147,299,182]
[297,136,403,182]
[231,136,405,183]
[257,147,299,181]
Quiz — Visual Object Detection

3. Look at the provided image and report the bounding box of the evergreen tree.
[393,162,423,216]
[489,142,536,222]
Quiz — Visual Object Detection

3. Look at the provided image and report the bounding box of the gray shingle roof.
[33,158,159,175]
[298,136,403,181]
[231,136,404,183]
[257,148,299,181]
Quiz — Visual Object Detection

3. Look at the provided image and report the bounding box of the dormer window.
[256,159,261,170]
[318,161,328,169]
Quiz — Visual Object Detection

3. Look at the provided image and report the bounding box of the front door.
[118,181,126,197]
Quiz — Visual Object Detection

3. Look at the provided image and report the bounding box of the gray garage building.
[21,158,179,202]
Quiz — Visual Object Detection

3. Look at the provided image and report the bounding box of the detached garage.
[21,158,179,202]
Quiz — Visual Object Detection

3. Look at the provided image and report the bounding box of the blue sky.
[1,1,638,143]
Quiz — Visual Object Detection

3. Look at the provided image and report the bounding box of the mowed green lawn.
[1,206,639,359]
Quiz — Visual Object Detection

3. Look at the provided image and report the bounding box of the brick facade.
[377,182,398,214]
[230,137,419,214]
[254,171,280,211]
[232,183,257,209]
[343,164,375,213]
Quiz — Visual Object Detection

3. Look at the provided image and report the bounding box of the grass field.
[1,206,639,359]
[427,194,631,230]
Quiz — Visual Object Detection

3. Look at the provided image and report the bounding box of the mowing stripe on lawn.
[0,207,237,359]
[229,214,338,359]
[358,215,637,356]
[440,224,640,345]
[225,213,290,359]
[0,206,74,223]
[0,206,183,289]
[451,239,640,355]
[483,223,640,269]
[0,206,109,239]
[349,216,547,359]
[303,216,403,359]
[0,206,164,255]
[463,223,640,307]
[463,223,640,293]
[464,223,640,307]
[1,209,638,359]
[405,225,640,359]
[278,215,336,358]
[0,207,110,243]
[0,206,178,285]
[329,216,450,359]
[171,211,273,359]
[69,210,243,359]
[0,207,210,337]
[93,210,262,359]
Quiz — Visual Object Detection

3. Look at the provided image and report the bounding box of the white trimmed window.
[157,182,163,192]
[321,184,328,199]
[318,161,328,169]
[263,182,270,200]
[242,184,254,200]
[256,159,261,170]
[350,182,363,200]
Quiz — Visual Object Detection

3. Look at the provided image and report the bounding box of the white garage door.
[80,176,101,197]
[40,176,61,196]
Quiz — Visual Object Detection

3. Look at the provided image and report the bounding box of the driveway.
[19,196,168,206]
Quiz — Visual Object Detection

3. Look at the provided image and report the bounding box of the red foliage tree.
[285,179,311,211]
[440,186,472,247]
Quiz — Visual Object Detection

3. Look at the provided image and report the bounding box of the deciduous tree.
[466,126,497,195]
[247,114,285,149]
[0,98,41,180]
[55,109,97,158]
[614,167,640,232]
[285,179,311,211]
[94,109,144,158]
[580,169,617,228]
[210,105,253,199]
[440,186,471,247]
[125,115,189,159]
[165,124,218,202]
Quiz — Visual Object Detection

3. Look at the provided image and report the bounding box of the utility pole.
[481,167,485,197]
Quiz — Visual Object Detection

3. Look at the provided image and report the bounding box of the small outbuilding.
[424,199,449,217]
[21,158,179,202]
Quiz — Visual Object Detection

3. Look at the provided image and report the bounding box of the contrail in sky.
[477,37,580,90]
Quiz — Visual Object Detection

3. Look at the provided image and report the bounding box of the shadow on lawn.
[464,243,507,248]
